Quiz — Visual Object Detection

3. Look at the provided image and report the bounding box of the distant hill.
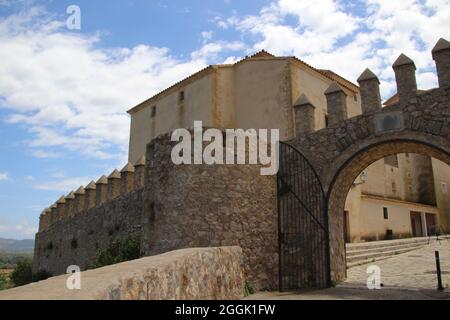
[0,238,34,253]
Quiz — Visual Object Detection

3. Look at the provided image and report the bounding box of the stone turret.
[432,38,450,88]
[65,191,75,217]
[121,163,135,194]
[357,68,382,114]
[134,156,146,189]
[43,208,51,229]
[392,54,417,105]
[74,186,85,214]
[56,196,66,220]
[84,181,97,211]
[95,175,108,206]
[39,211,45,231]
[50,204,57,225]
[293,94,316,136]
[324,82,347,127]
[108,170,121,200]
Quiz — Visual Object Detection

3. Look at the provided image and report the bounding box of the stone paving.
[247,238,450,300]
[344,238,450,291]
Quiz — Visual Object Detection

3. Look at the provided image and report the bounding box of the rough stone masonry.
[33,38,450,291]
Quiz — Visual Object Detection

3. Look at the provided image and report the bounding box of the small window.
[392,182,397,194]
[441,182,448,194]
[325,115,329,128]
[353,95,358,102]
[179,91,185,103]
[151,105,156,118]
[384,155,398,167]
[383,207,389,220]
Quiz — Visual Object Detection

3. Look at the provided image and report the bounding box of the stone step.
[346,237,433,252]
[347,256,392,269]
[346,245,425,266]
[346,241,429,257]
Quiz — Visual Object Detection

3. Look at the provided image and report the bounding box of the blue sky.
[0,0,449,239]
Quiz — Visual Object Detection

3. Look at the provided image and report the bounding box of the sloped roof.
[432,38,450,53]
[318,69,359,91]
[357,68,379,83]
[324,82,346,95]
[293,94,313,108]
[383,90,426,107]
[392,54,415,68]
[127,50,359,114]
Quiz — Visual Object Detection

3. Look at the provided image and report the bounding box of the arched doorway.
[326,140,450,284]
[278,139,450,290]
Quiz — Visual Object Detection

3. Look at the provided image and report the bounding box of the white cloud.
[191,40,245,61]
[31,149,61,159]
[0,218,37,239]
[215,0,450,99]
[0,7,243,164]
[0,0,32,6]
[201,31,213,43]
[1,1,449,167]
[33,176,96,192]
[14,219,37,238]
[50,171,65,179]
[0,172,9,181]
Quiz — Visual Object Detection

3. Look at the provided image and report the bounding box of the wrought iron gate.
[277,141,330,290]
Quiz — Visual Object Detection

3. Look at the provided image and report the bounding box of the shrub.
[10,259,33,287]
[9,259,52,288]
[244,281,255,297]
[0,272,13,291]
[33,270,52,282]
[94,235,141,268]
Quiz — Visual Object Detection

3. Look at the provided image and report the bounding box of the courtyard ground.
[247,238,450,300]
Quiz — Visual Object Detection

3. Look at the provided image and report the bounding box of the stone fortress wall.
[33,157,146,275]
[33,38,450,290]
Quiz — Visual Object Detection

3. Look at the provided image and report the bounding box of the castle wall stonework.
[141,132,279,290]
[33,38,450,291]
[33,189,144,275]
[291,81,450,284]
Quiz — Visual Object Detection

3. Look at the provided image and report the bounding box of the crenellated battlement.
[295,38,450,135]
[33,36,450,290]
[38,156,147,232]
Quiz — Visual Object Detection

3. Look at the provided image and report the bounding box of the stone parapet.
[432,38,450,88]
[325,81,348,127]
[95,176,108,206]
[39,159,147,231]
[357,68,382,114]
[392,53,417,105]
[4,247,244,300]
[294,94,316,136]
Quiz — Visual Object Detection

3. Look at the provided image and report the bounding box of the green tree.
[10,259,33,287]
[94,236,141,268]
[0,272,13,291]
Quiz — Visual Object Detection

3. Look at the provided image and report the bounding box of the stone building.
[33,38,450,290]
[127,50,450,242]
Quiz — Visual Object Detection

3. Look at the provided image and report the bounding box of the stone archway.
[326,140,450,283]
[286,39,450,287]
